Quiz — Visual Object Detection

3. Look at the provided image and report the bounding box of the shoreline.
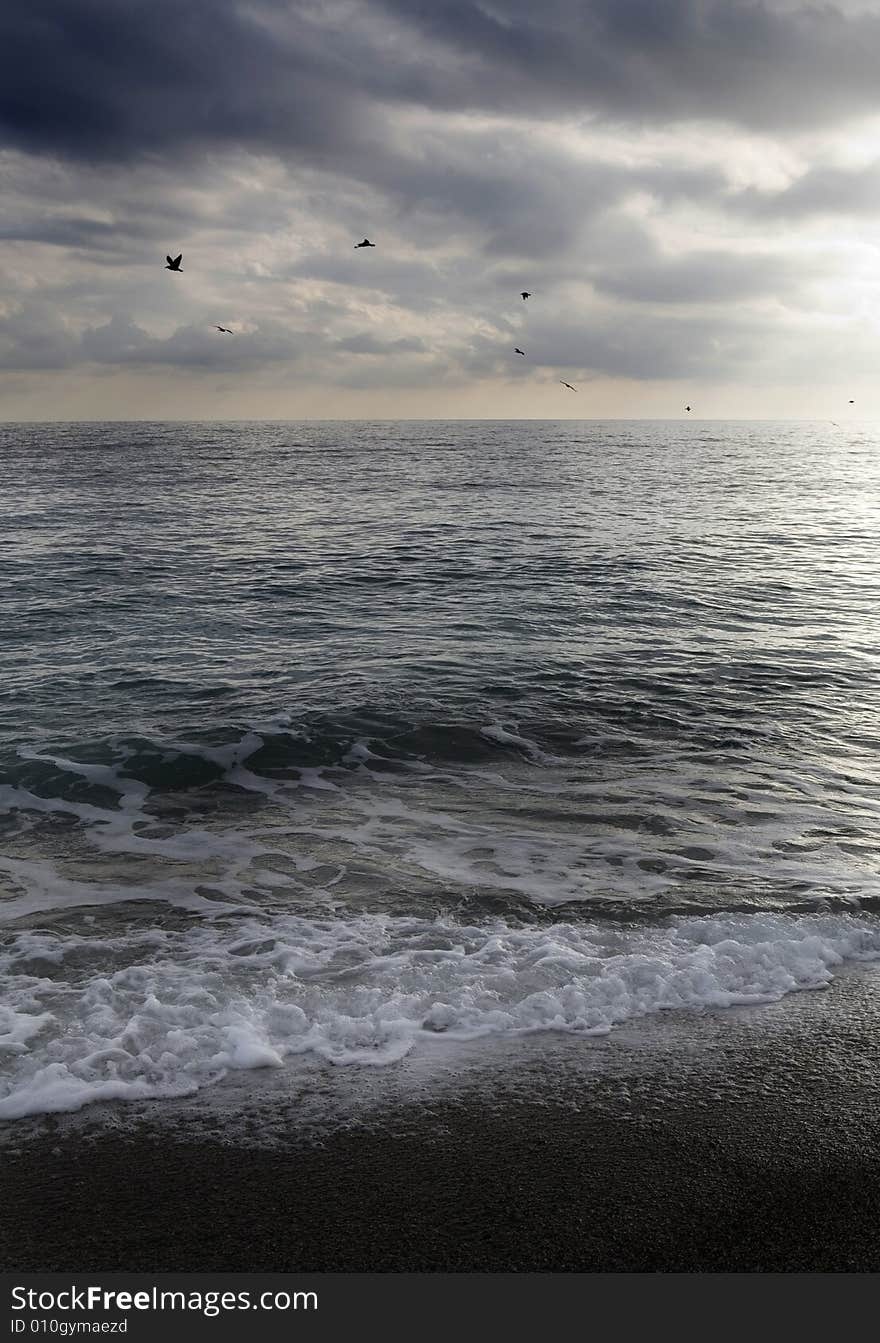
[4,967,880,1272]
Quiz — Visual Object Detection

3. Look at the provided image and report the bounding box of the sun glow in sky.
[2,0,880,419]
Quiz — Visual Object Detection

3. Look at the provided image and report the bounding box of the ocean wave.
[1,910,878,1119]
[1,717,577,803]
[2,725,879,924]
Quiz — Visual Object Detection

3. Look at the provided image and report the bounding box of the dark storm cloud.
[3,1,880,168]
[0,2,375,162]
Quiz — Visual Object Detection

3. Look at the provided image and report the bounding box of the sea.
[2,419,879,1125]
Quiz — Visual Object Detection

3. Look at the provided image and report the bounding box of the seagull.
[515,348,525,356]
[354,238,375,248]
[215,326,233,334]
[165,253,182,272]
[560,380,578,392]
[520,291,531,300]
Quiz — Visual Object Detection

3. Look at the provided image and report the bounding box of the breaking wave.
[2,910,879,1118]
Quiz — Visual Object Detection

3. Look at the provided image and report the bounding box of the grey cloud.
[79,315,304,368]
[734,163,880,218]
[373,0,880,131]
[0,300,78,370]
[368,145,627,258]
[0,215,124,250]
[79,314,153,363]
[479,299,880,383]
[0,311,304,373]
[335,334,427,354]
[459,296,843,382]
[323,353,457,390]
[0,281,869,390]
[539,316,762,380]
[593,251,800,304]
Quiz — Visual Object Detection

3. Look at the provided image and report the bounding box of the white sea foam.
[1,910,879,1120]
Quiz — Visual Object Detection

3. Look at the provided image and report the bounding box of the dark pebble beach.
[4,965,880,1274]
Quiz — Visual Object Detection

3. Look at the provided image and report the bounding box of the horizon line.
[0,416,870,426]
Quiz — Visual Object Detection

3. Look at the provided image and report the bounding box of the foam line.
[2,910,878,1119]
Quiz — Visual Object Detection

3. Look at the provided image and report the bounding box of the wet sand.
[4,966,880,1272]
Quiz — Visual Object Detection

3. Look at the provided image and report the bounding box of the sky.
[2,0,880,420]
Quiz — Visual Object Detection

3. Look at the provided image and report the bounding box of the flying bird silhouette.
[685,405,691,412]
[849,399,855,404]
[354,239,375,248]
[515,348,525,356]
[520,292,531,300]
[165,254,182,272]
[215,326,233,334]
[560,381,577,392]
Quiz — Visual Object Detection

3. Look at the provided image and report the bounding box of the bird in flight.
[560,380,578,392]
[354,238,375,248]
[849,399,854,404]
[515,348,525,356]
[165,254,182,272]
[685,405,691,412]
[215,326,233,334]
[520,291,531,300]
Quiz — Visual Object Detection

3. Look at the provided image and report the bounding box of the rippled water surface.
[2,420,879,1117]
